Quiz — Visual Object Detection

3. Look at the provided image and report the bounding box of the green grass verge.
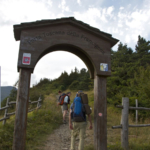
[1,90,150,150]
[0,93,62,150]
[84,90,150,150]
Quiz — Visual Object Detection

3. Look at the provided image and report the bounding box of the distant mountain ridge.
[1,86,17,102]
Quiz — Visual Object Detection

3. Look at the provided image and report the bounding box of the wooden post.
[136,99,138,124]
[37,97,40,108]
[94,75,107,150]
[3,98,9,125]
[121,97,129,150]
[12,68,31,150]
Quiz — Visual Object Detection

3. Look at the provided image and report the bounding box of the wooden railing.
[0,97,42,125]
[112,97,150,149]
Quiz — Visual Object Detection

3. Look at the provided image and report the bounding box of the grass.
[26,93,62,150]
[0,93,62,150]
[107,105,150,149]
[82,90,150,150]
[1,90,150,149]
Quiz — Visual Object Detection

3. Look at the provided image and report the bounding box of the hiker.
[57,91,71,124]
[62,92,71,123]
[69,90,92,150]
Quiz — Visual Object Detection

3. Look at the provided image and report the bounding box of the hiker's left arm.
[88,114,92,129]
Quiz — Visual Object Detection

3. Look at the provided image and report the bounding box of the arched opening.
[30,50,88,87]
[34,44,95,79]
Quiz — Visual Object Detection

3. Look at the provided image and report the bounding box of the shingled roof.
[13,17,119,47]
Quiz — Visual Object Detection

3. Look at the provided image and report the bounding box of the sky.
[0,0,150,87]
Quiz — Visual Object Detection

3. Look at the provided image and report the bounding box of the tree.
[69,80,80,90]
[135,35,150,54]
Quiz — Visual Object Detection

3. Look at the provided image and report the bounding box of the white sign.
[22,53,31,65]
[100,63,108,71]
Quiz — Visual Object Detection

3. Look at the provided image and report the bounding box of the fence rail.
[116,105,150,110]
[0,106,10,111]
[0,97,42,125]
[112,97,150,149]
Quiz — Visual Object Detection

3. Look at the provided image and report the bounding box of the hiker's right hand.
[69,124,73,130]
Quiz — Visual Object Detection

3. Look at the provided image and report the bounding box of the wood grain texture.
[17,23,114,78]
[94,75,107,150]
[121,97,129,150]
[12,68,31,150]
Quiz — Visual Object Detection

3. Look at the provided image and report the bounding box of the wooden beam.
[129,124,150,127]
[129,107,150,111]
[116,105,123,109]
[7,112,16,116]
[0,117,10,121]
[3,98,10,125]
[12,68,31,150]
[0,106,10,111]
[9,101,17,105]
[121,97,129,150]
[112,124,150,129]
[94,75,107,150]
[30,100,42,104]
[116,105,150,111]
[112,125,122,129]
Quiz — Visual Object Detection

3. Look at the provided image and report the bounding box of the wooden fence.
[112,97,150,149]
[0,97,42,125]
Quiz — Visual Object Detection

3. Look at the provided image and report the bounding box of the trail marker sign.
[22,53,31,65]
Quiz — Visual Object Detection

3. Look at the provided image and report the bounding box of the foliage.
[28,35,150,119]
[107,36,150,119]
[0,121,14,149]
[1,35,150,149]
[29,68,93,102]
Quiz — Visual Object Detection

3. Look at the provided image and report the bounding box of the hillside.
[0,35,150,149]
[1,86,17,101]
[1,90,150,150]
[29,35,150,119]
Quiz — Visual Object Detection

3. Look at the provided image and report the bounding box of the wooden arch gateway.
[13,17,118,150]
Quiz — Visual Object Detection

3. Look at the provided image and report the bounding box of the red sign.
[23,57,30,64]
[22,53,31,65]
[98,113,103,117]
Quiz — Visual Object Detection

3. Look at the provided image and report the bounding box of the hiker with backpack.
[69,90,92,150]
[57,91,71,124]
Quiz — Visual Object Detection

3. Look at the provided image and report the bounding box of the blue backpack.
[72,97,86,122]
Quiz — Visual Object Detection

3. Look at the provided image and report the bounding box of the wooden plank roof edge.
[13,17,119,46]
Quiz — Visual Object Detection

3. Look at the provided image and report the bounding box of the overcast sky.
[0,0,150,87]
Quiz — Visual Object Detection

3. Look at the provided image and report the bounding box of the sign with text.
[22,53,31,65]
[100,63,108,71]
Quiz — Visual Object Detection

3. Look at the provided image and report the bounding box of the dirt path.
[39,115,94,150]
